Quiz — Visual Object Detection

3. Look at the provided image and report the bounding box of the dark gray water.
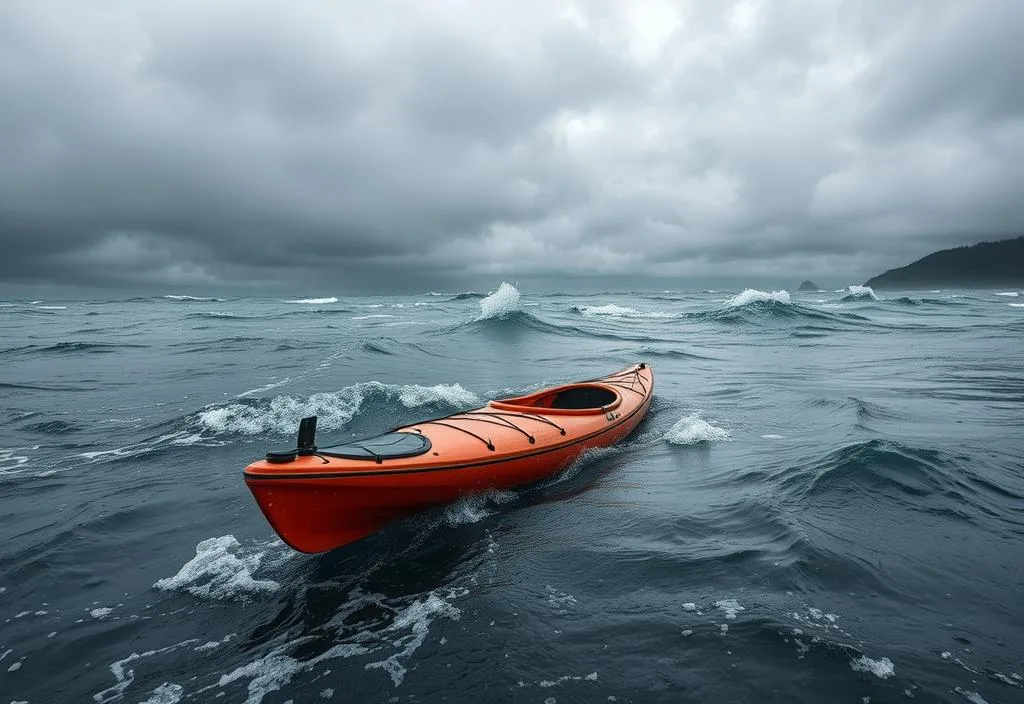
[2,284,1022,704]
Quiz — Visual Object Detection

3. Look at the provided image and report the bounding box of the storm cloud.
[1,0,1023,292]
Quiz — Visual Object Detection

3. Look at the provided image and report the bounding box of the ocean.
[1,284,1022,704]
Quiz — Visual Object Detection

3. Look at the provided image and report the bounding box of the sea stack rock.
[798,280,819,291]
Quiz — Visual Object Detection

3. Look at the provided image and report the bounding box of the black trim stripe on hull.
[245,382,653,481]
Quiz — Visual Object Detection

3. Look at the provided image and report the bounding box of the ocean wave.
[994,291,1020,297]
[195,381,480,436]
[1,341,150,357]
[663,412,730,445]
[163,295,225,302]
[839,285,878,302]
[282,297,339,304]
[476,282,522,320]
[727,289,791,307]
[570,304,677,319]
[448,291,485,301]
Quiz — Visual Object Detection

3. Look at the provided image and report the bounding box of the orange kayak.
[243,363,653,552]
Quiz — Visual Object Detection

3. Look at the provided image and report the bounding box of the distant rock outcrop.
[865,236,1024,289]
[797,280,819,291]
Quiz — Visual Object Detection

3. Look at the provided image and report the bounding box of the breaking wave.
[727,289,791,307]
[570,304,677,319]
[163,295,225,302]
[839,285,878,302]
[282,297,339,305]
[195,382,481,436]
[476,282,522,320]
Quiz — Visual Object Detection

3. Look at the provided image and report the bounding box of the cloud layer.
[2,0,1022,291]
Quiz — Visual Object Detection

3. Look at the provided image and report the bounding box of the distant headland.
[864,236,1024,289]
[797,280,819,291]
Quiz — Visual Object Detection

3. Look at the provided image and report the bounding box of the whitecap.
[954,689,989,704]
[37,305,67,310]
[1009,303,1024,308]
[844,285,878,300]
[91,607,114,619]
[283,297,338,305]
[727,289,791,307]
[574,304,675,319]
[850,655,895,679]
[352,314,396,320]
[153,535,280,600]
[164,295,223,302]
[994,292,1019,297]
[477,282,522,320]
[664,413,730,445]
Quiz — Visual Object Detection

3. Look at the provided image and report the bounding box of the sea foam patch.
[850,655,895,679]
[154,536,280,600]
[664,413,730,445]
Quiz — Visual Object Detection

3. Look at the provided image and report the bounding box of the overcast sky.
[1,0,1023,294]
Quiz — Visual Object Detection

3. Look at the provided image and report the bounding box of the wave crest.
[476,283,522,320]
[196,381,480,436]
[727,289,791,307]
[840,285,878,302]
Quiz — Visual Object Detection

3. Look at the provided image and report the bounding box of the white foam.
[197,381,480,436]
[575,304,675,319]
[443,490,516,527]
[994,292,1019,297]
[682,602,696,611]
[845,285,878,300]
[545,586,577,613]
[477,282,522,320]
[283,297,338,304]
[153,536,280,600]
[139,683,184,704]
[365,592,463,686]
[320,688,334,699]
[1009,303,1024,308]
[727,289,791,306]
[94,640,199,704]
[664,413,730,445]
[954,688,988,704]
[164,295,223,302]
[850,655,895,679]
[38,305,67,310]
[352,314,395,320]
[91,607,113,619]
[762,434,784,439]
[715,599,745,620]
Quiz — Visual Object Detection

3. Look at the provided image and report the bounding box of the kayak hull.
[244,364,653,553]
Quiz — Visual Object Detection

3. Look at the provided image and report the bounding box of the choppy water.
[2,284,1023,704]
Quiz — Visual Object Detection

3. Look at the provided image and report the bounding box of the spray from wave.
[476,283,522,320]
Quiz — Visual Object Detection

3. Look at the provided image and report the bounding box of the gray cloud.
[1,0,1022,293]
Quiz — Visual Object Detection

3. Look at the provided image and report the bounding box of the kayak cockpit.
[490,383,621,414]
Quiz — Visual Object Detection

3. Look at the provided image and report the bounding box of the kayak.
[243,363,654,553]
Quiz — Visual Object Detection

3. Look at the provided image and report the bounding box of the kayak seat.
[549,386,618,409]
